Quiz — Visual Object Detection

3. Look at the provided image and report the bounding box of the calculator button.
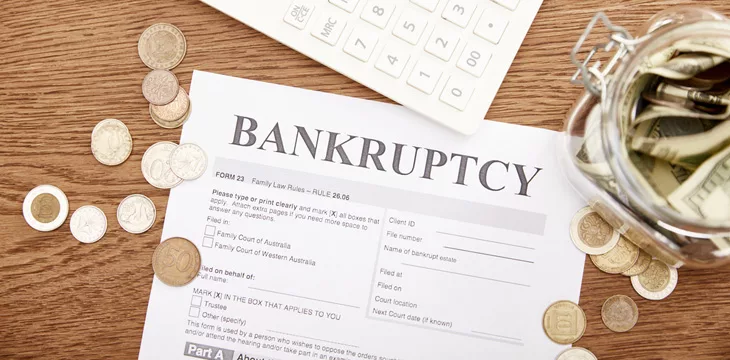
[457,42,492,77]
[474,11,509,44]
[440,76,474,110]
[283,2,315,30]
[361,1,396,29]
[344,27,380,62]
[441,1,477,28]
[375,45,411,78]
[407,59,443,94]
[424,26,460,61]
[392,9,428,45]
[492,0,519,11]
[410,0,440,12]
[329,0,359,13]
[311,12,348,46]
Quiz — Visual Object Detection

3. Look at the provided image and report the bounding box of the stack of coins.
[138,24,191,129]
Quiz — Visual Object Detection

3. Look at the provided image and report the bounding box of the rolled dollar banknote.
[631,119,730,170]
[644,53,727,80]
[668,144,730,221]
[674,37,730,59]
[654,82,729,106]
[633,104,730,124]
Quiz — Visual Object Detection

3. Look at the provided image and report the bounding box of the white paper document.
[138,71,585,360]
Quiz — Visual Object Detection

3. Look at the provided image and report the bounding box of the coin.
[142,69,179,105]
[601,295,639,332]
[138,23,187,70]
[149,99,192,129]
[170,143,208,180]
[622,249,652,276]
[542,300,586,345]
[141,142,183,189]
[70,205,107,244]
[91,119,133,166]
[152,237,201,287]
[570,206,620,255]
[22,185,69,232]
[149,87,190,122]
[117,194,156,234]
[556,347,598,360]
[631,259,678,300]
[590,236,640,274]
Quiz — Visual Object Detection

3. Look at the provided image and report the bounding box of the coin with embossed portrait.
[631,259,678,300]
[570,206,620,255]
[91,119,132,166]
[23,185,69,232]
[170,143,207,180]
[70,205,107,244]
[142,69,179,106]
[138,23,186,70]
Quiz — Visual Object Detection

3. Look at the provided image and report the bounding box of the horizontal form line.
[401,263,530,287]
[249,287,360,309]
[443,246,534,264]
[471,330,523,342]
[436,231,535,250]
[267,330,359,348]
[471,330,524,346]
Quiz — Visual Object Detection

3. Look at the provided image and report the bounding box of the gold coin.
[138,23,187,70]
[622,249,652,276]
[142,69,179,106]
[631,260,678,300]
[542,300,586,344]
[601,295,638,332]
[152,237,201,287]
[150,87,189,122]
[590,236,640,274]
[31,193,61,223]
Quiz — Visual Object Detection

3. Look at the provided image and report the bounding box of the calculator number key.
[440,76,474,111]
[424,26,460,62]
[375,45,411,78]
[493,0,520,11]
[392,10,428,45]
[284,1,315,30]
[344,27,380,62]
[457,42,492,77]
[410,0,440,12]
[407,60,443,94]
[441,1,477,28]
[361,1,396,29]
[329,0,359,13]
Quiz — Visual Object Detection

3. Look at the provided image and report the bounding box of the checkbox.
[204,225,216,236]
[191,295,202,307]
[203,236,214,248]
[189,307,200,318]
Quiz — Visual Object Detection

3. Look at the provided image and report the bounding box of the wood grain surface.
[1,1,729,359]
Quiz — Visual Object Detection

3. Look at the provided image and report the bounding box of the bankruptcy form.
[138,71,586,360]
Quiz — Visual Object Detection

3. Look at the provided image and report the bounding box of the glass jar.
[560,8,730,268]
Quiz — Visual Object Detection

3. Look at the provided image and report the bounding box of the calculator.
[200,0,543,135]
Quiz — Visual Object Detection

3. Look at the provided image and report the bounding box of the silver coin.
[70,205,107,243]
[170,143,208,180]
[556,347,598,360]
[141,141,183,189]
[22,184,69,232]
[91,119,133,166]
[117,194,156,234]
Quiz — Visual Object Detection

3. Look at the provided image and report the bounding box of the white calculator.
[200,0,543,135]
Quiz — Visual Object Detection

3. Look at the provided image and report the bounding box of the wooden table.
[1,1,729,359]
